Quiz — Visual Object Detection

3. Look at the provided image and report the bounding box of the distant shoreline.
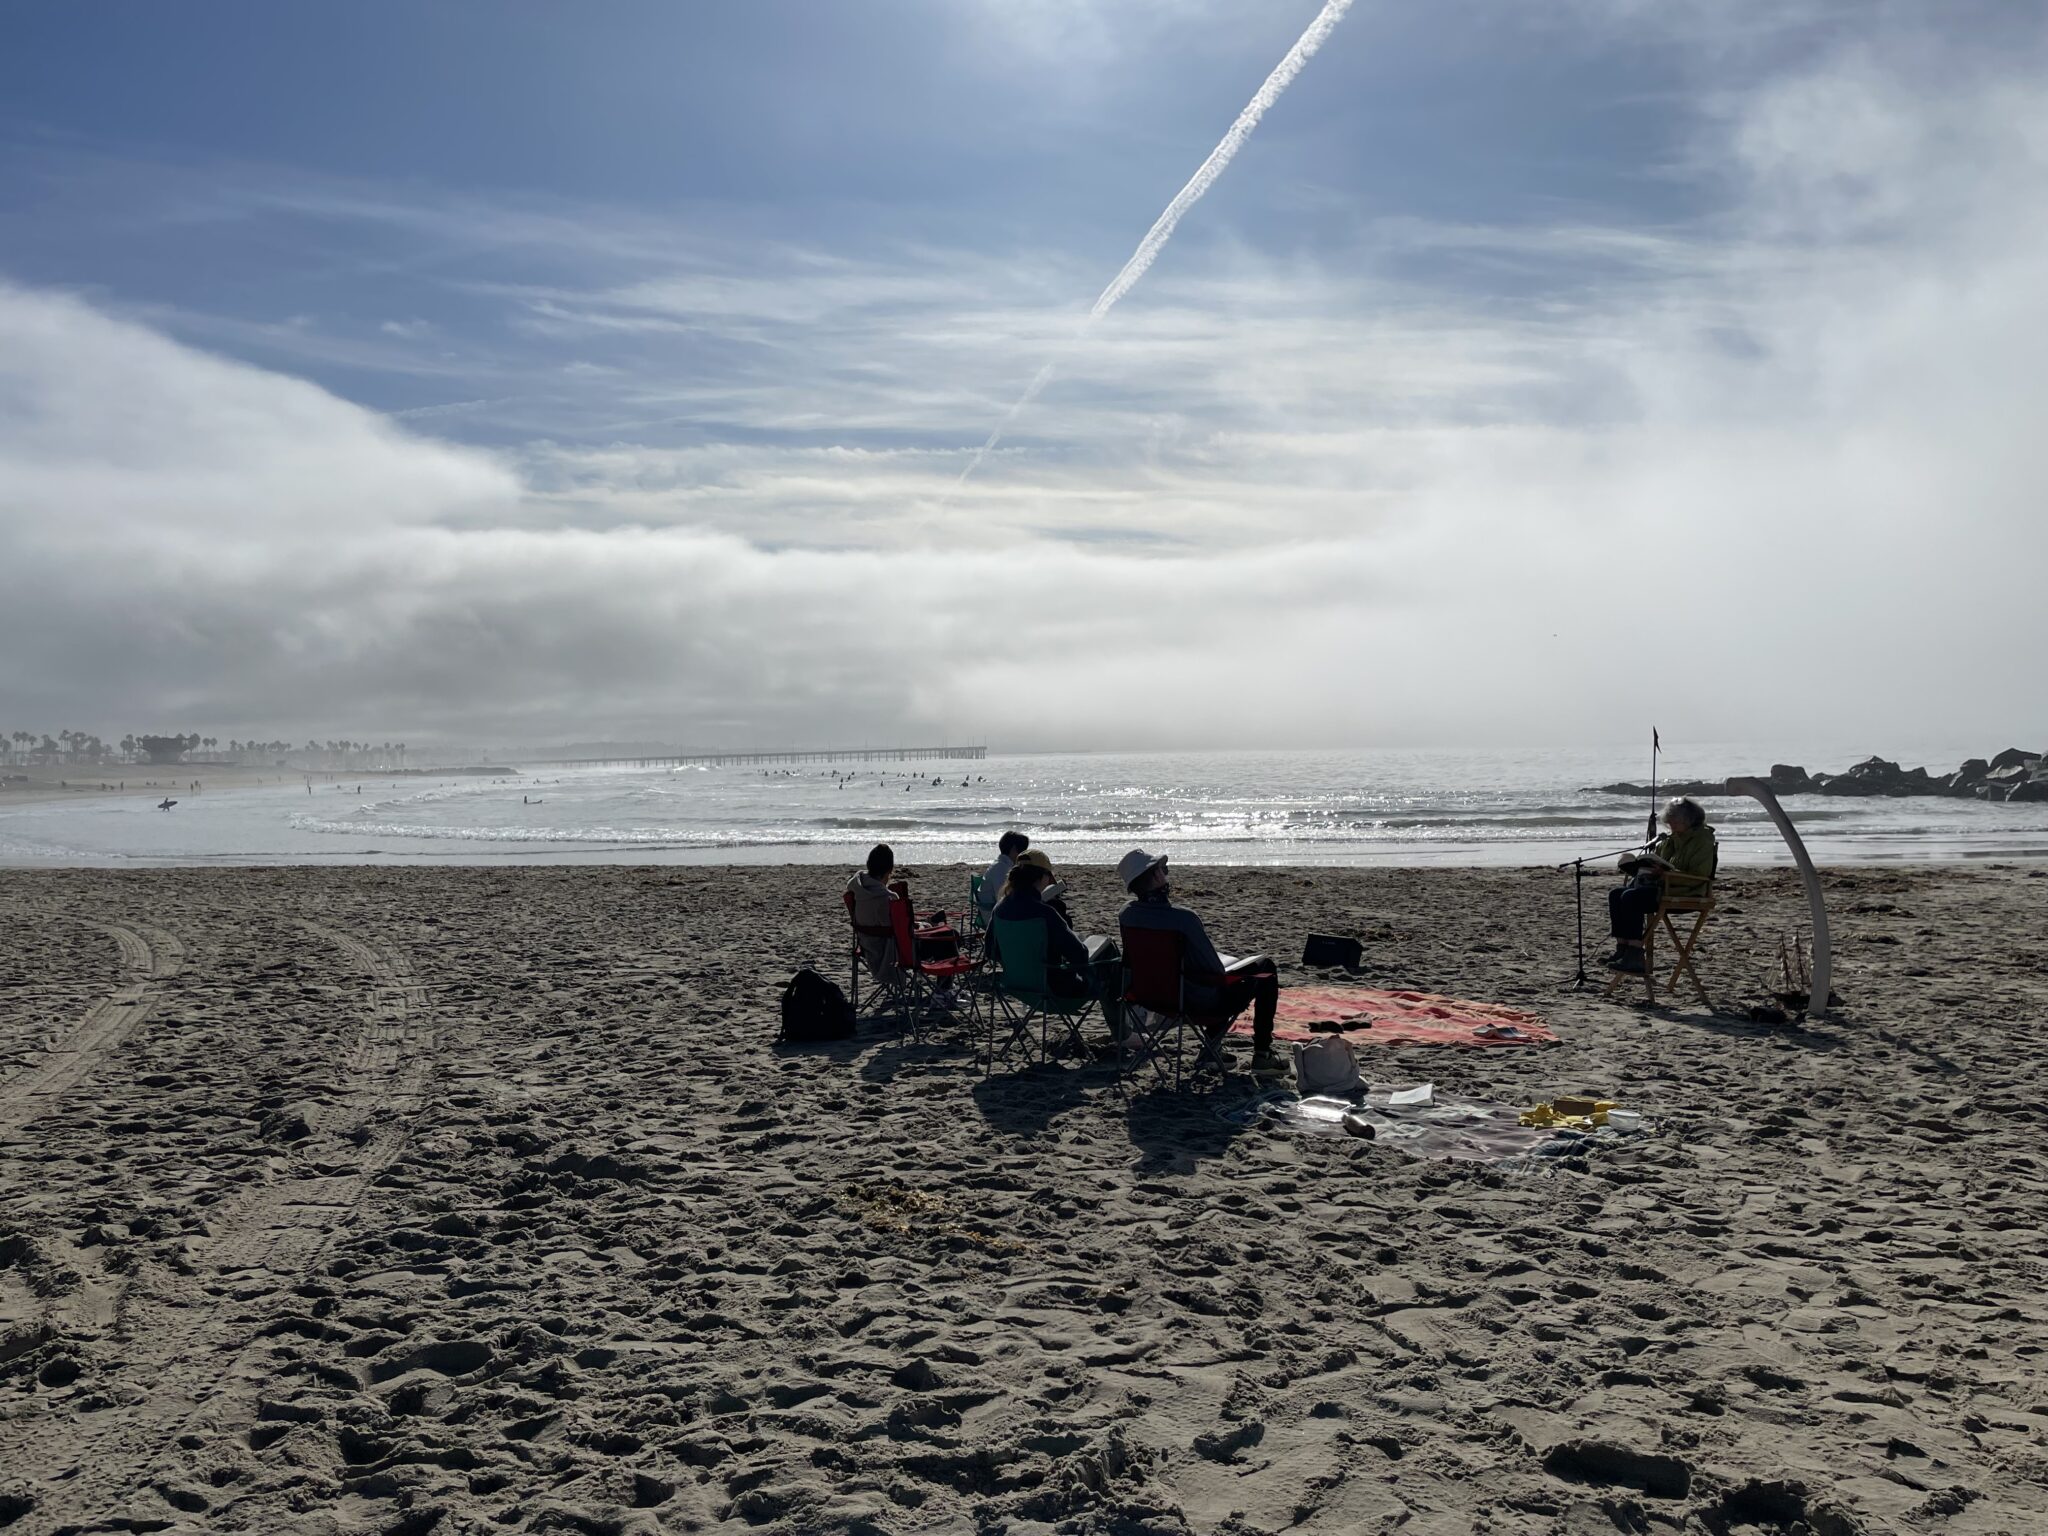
[0,762,518,809]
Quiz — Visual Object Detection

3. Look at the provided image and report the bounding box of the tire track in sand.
[10,920,440,1536]
[206,922,437,1275]
[0,908,185,1134]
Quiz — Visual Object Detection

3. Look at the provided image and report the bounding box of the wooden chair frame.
[1605,870,1715,1008]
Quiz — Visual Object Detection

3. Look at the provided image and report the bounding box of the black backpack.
[779,967,856,1043]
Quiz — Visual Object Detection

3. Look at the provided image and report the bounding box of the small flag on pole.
[1647,728,1660,840]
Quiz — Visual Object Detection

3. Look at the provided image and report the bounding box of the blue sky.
[2,1,1710,438]
[1,1,2043,748]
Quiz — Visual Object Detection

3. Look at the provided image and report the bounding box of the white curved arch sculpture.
[1725,777,1832,1020]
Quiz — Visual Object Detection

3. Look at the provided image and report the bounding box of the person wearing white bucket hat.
[1116,848,1285,1073]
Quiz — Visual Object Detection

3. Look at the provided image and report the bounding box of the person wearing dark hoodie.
[991,851,1114,1001]
[1606,797,1718,974]
[1116,848,1284,1073]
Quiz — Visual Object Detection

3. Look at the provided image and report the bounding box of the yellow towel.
[1519,1098,1619,1129]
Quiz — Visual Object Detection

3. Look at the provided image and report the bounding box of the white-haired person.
[1116,849,1284,1074]
[1607,797,1718,974]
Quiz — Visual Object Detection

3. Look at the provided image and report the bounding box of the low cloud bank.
[2,24,2044,749]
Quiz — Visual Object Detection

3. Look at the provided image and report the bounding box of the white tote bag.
[1292,1034,1362,1097]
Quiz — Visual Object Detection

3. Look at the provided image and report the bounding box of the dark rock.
[1820,757,1904,796]
[1593,749,2047,802]
[2005,778,2048,803]
[1587,778,1727,798]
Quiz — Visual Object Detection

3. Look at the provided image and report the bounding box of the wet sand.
[2,862,2045,1534]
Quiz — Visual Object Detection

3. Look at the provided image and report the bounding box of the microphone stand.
[1556,841,1656,991]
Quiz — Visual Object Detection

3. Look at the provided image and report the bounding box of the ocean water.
[2,744,2044,869]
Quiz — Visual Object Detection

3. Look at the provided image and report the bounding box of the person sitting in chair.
[977,830,1028,918]
[993,851,1114,1000]
[847,843,903,984]
[1607,797,1718,974]
[1116,848,1284,1073]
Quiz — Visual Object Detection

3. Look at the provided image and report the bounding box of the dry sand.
[1,862,2045,1535]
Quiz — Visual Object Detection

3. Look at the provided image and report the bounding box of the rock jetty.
[1590,747,2047,802]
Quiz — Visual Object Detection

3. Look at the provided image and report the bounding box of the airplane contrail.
[955,0,1356,489]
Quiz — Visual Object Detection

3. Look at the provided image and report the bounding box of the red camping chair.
[843,889,913,1025]
[1118,926,1230,1091]
[888,891,981,1039]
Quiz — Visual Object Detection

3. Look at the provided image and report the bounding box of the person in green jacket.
[1607,798,1718,974]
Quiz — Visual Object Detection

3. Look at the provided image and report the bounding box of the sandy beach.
[2,861,2045,1535]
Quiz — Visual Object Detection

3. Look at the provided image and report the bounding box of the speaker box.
[1301,934,1362,970]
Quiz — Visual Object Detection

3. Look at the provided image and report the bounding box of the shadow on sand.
[1611,999,1852,1054]
[1123,1074,1269,1173]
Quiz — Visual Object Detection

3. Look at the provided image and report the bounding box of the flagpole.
[1646,728,1659,842]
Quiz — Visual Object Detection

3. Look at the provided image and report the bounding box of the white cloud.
[2,18,2045,751]
[0,284,516,545]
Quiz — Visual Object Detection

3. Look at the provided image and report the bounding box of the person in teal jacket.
[1607,798,1718,973]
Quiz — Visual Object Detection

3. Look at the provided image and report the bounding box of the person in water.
[1606,797,1718,974]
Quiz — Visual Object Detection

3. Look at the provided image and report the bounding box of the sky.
[1,0,2043,753]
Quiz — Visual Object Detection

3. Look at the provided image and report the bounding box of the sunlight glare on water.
[3,744,2045,867]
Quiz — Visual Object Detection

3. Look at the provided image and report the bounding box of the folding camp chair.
[985,917,1093,1072]
[1117,926,1231,1091]
[1605,863,1716,1008]
[965,873,989,942]
[843,889,916,1026]
[888,892,981,1039]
